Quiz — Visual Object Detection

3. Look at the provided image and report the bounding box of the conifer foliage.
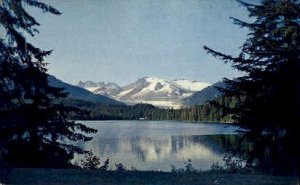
[0,0,97,168]
[204,0,300,174]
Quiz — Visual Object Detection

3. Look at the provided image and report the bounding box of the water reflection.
[80,121,240,171]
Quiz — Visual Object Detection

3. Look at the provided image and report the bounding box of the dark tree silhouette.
[0,0,96,168]
[204,0,300,174]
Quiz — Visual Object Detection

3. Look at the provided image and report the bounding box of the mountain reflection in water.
[79,120,240,171]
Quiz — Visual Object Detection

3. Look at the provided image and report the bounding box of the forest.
[63,96,240,123]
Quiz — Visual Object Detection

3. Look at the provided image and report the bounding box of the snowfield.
[172,79,211,91]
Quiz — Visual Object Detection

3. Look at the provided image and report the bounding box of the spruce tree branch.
[230,17,259,28]
[203,46,235,63]
[24,0,61,15]
[236,0,257,7]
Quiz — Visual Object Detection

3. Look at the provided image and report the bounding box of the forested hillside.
[63,96,239,123]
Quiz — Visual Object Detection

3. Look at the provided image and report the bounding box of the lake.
[77,120,241,172]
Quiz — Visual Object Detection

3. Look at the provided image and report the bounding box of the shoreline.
[1,168,298,185]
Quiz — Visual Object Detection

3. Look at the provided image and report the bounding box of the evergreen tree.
[204,0,300,174]
[0,0,96,168]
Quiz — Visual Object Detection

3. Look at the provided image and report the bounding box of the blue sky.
[28,0,254,85]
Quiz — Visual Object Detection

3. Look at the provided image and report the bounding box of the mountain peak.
[78,77,211,109]
[77,80,121,96]
[144,76,165,81]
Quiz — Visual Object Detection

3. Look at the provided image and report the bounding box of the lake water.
[78,120,241,171]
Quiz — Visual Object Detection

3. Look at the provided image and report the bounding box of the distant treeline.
[62,97,240,123]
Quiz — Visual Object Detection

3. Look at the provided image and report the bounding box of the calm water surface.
[78,120,240,171]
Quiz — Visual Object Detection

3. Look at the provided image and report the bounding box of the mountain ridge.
[183,81,225,106]
[78,77,211,109]
[48,75,124,105]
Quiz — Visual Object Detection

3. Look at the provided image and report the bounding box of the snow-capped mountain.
[183,81,225,106]
[78,81,121,96]
[172,79,210,91]
[49,76,124,105]
[78,77,210,109]
[78,81,100,91]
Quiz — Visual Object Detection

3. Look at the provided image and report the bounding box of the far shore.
[1,168,298,185]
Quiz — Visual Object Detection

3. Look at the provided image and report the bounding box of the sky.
[28,0,254,86]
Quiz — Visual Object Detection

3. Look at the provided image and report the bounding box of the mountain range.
[78,77,212,109]
[47,75,224,109]
[48,75,124,105]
